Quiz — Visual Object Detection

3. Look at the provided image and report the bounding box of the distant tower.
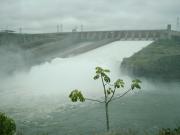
[176,17,180,31]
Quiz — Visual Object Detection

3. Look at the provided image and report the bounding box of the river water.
[0,41,180,135]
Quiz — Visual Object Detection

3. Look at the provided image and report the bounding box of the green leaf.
[131,79,142,90]
[69,89,85,102]
[100,72,106,77]
[114,79,124,89]
[132,79,141,83]
[107,89,111,95]
[95,67,110,75]
[107,88,113,95]
[104,69,110,73]
[104,75,111,83]
[93,74,100,80]
[95,67,103,74]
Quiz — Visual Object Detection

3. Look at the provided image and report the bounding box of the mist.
[0,41,150,116]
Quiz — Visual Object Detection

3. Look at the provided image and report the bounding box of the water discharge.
[0,41,151,108]
[0,41,180,135]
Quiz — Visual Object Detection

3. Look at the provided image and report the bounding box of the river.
[0,41,180,135]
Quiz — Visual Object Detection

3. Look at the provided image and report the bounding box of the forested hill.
[121,39,180,81]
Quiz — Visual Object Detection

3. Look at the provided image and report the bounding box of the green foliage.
[131,79,141,90]
[69,66,142,131]
[159,127,180,135]
[97,126,180,135]
[121,39,180,80]
[114,79,124,89]
[107,88,113,95]
[94,67,111,83]
[69,89,85,102]
[0,112,16,135]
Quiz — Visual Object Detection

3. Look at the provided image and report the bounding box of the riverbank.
[121,39,180,81]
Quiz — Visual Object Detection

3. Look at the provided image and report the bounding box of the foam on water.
[0,41,152,115]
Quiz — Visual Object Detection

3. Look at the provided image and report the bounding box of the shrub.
[0,112,16,135]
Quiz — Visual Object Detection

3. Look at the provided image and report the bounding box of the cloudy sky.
[0,0,180,33]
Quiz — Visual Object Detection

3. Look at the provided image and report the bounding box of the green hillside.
[121,39,180,80]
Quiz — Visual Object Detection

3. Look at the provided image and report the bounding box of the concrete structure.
[1,24,180,48]
[71,24,180,41]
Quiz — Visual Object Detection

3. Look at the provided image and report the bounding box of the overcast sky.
[0,0,180,33]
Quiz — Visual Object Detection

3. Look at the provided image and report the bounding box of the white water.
[0,41,152,119]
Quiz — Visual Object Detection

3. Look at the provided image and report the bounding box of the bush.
[0,112,16,135]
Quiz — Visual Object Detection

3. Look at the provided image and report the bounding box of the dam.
[1,24,180,47]
[0,24,180,75]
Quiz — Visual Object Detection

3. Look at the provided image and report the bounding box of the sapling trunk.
[105,103,110,131]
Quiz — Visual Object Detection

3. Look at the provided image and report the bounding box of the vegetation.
[0,112,16,135]
[69,66,141,131]
[98,127,180,135]
[159,127,180,135]
[121,39,180,80]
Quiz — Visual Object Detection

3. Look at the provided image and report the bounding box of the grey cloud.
[0,0,180,33]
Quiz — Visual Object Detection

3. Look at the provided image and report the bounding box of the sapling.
[69,66,141,131]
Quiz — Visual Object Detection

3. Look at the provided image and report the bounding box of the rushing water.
[0,41,180,135]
